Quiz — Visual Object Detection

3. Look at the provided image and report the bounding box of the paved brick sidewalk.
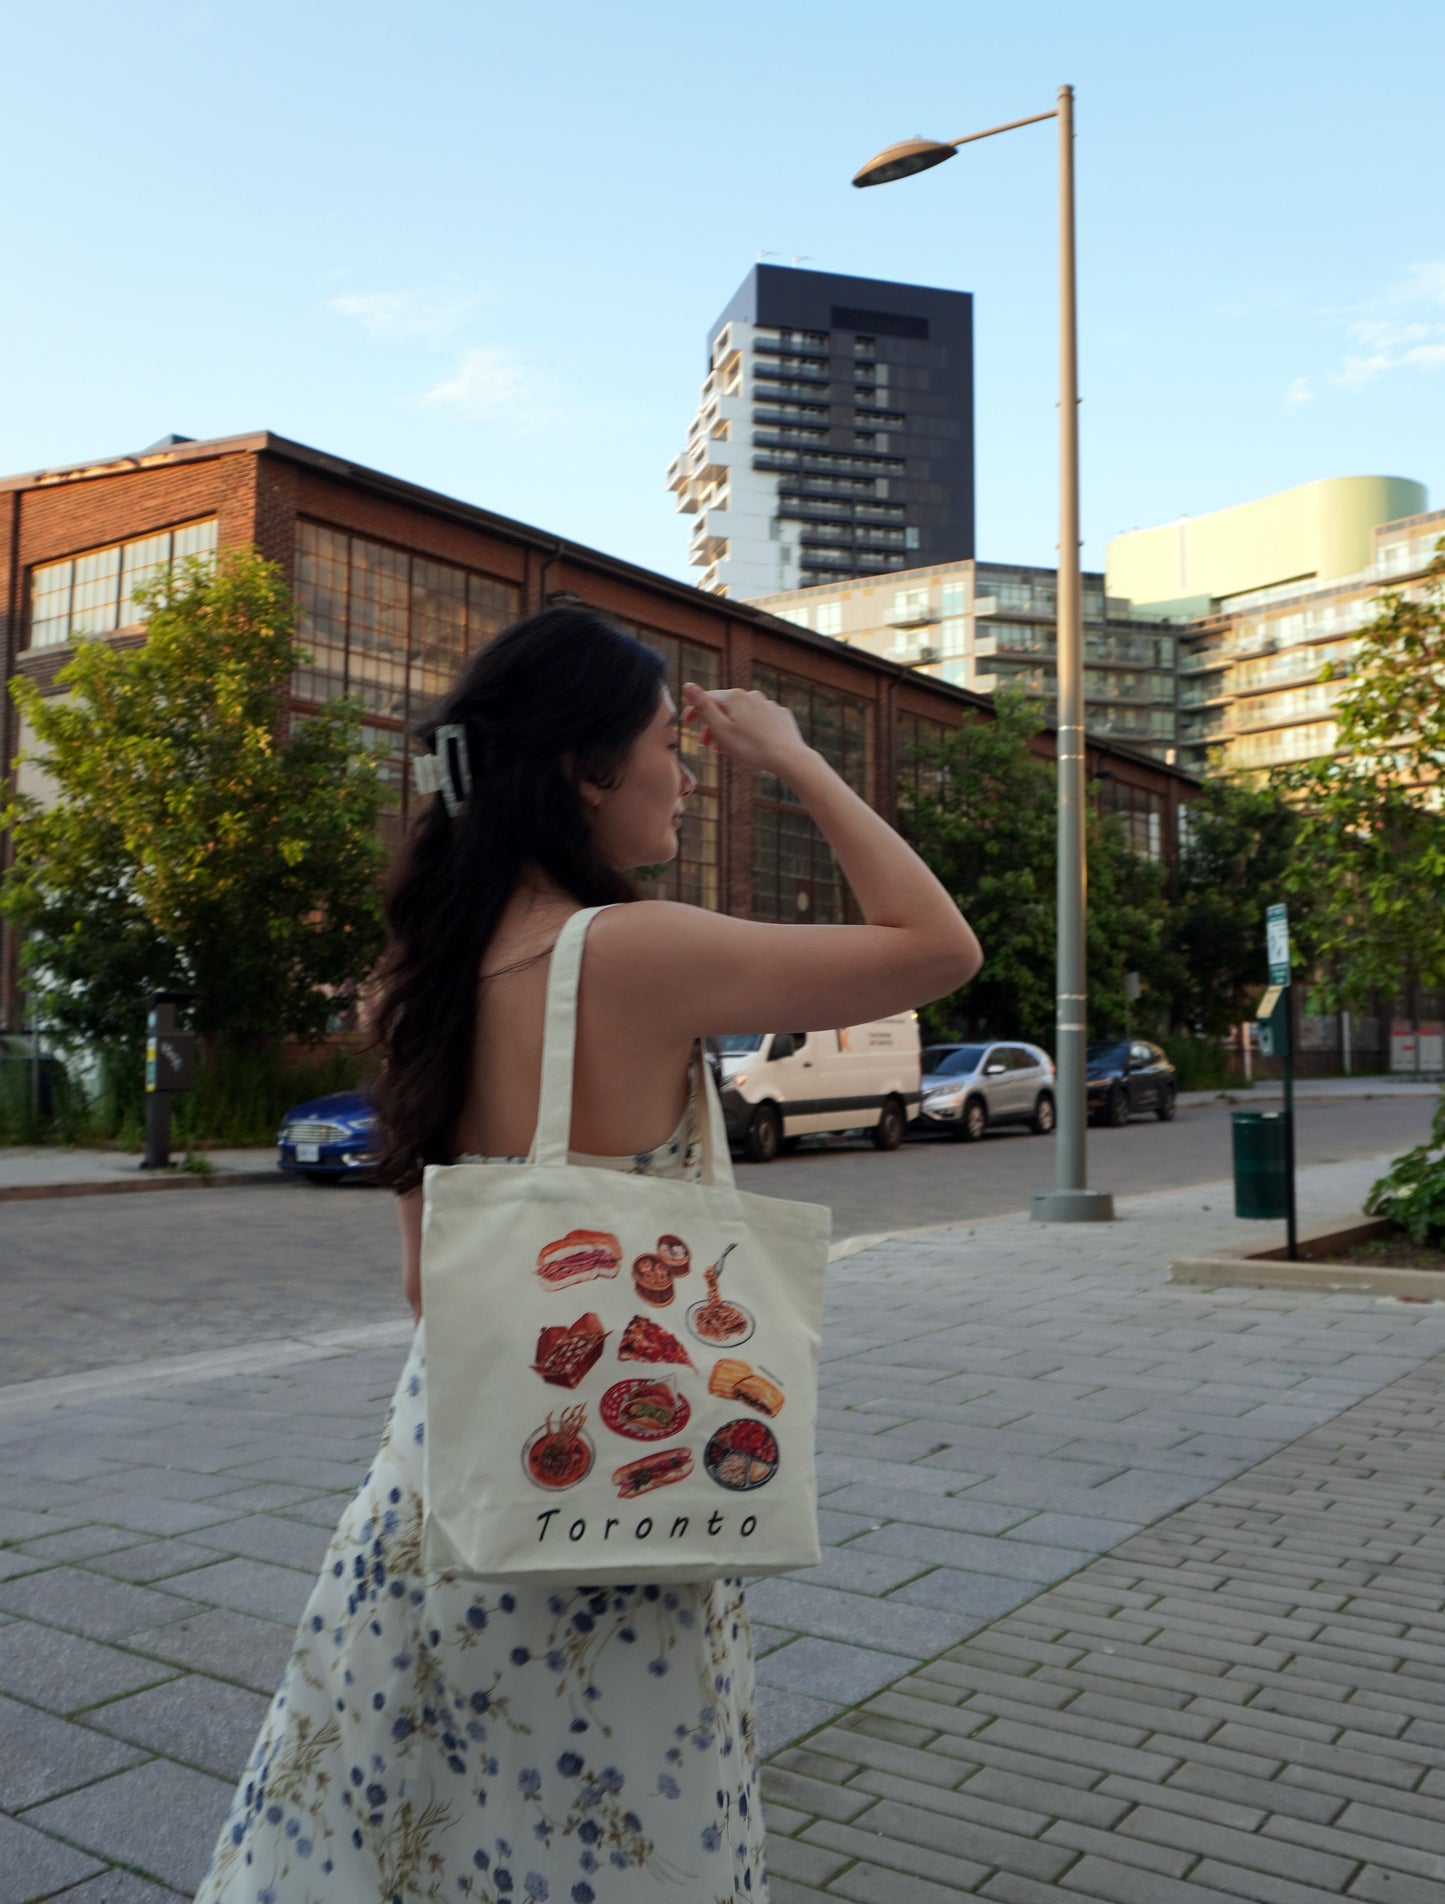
[763,1347,1445,1902]
[1,1157,1444,1899]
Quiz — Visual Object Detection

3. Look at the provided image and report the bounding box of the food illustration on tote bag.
[531,1312,608,1388]
[600,1376,692,1441]
[618,1314,694,1368]
[613,1446,695,1499]
[709,1357,785,1417]
[534,1229,621,1290]
[522,1405,594,1490]
[687,1244,754,1347]
[631,1251,674,1306]
[656,1233,691,1275]
[704,1419,780,1491]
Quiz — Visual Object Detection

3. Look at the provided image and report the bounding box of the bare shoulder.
[587,900,961,1041]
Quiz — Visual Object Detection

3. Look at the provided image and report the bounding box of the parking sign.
[1266,903,1290,987]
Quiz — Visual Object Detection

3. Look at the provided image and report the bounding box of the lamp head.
[852,137,957,188]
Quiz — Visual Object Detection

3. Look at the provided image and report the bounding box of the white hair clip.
[411,723,473,817]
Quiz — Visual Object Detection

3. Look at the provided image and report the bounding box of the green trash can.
[1232,1111,1289,1220]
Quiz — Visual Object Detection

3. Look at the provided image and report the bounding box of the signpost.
[1257,905,1298,1259]
[143,991,197,1170]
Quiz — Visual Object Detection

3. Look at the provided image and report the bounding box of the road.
[2,1093,1433,1388]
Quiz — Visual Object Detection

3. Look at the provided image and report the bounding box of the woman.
[196,608,980,1903]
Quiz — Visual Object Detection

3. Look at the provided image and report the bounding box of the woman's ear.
[563,752,604,810]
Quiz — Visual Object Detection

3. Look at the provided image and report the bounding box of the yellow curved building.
[1105,475,1428,617]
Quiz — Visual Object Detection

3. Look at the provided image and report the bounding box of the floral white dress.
[194,1094,767,1904]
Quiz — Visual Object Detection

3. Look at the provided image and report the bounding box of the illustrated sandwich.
[533,1313,607,1388]
[535,1230,622,1290]
[613,1446,694,1499]
[708,1357,785,1417]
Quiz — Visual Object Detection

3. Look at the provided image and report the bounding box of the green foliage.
[900,690,1169,1045]
[0,1040,373,1150]
[2,547,389,1055]
[1158,774,1308,1037]
[1280,541,1445,1012]
[1365,1092,1445,1245]
[172,1042,375,1148]
[1160,1034,1233,1092]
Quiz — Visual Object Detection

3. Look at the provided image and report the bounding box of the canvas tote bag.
[421,905,831,1586]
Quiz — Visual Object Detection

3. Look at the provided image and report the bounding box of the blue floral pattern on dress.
[194,1092,767,1902]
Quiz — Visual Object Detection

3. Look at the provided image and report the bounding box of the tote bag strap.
[532,905,737,1190]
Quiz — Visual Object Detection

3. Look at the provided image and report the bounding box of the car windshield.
[714,1033,766,1055]
[923,1045,986,1078]
[1087,1041,1130,1067]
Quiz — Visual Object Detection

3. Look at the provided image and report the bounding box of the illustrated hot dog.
[612,1445,694,1499]
[536,1229,622,1289]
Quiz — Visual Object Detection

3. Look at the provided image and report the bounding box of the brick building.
[1,430,1197,1024]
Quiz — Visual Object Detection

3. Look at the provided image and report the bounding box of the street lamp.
[854,87,1113,1222]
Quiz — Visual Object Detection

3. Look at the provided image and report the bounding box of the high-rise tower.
[667,265,974,597]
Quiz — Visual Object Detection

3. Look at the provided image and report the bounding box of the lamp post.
[854,85,1113,1223]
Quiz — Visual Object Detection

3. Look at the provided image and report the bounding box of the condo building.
[667,264,974,598]
[1105,477,1441,776]
[752,559,1180,762]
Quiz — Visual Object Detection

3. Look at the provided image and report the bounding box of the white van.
[715,1016,922,1163]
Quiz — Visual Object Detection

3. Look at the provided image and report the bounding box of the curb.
[0,1168,283,1203]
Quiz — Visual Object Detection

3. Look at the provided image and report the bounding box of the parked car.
[716,1015,922,1163]
[915,1041,1056,1142]
[277,1089,378,1181]
[1086,1039,1177,1125]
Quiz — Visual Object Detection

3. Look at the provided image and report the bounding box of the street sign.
[1266,903,1291,987]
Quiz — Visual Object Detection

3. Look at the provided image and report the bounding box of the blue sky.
[4,0,1442,584]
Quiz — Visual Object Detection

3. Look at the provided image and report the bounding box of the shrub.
[1365,1093,1445,1245]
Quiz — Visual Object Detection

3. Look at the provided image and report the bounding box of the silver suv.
[915,1042,1056,1142]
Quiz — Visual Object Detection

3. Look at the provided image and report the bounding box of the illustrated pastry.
[535,1230,622,1290]
[632,1252,674,1307]
[735,1373,785,1418]
[708,1358,750,1400]
[532,1312,608,1388]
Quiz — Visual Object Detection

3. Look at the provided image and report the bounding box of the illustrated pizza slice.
[618,1314,694,1369]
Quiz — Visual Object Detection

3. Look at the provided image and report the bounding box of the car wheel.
[1105,1085,1129,1128]
[1032,1091,1056,1135]
[743,1103,783,1164]
[1156,1085,1177,1122]
[959,1096,988,1142]
[871,1096,906,1151]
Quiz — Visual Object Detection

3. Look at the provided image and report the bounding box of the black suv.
[1086,1039,1177,1127]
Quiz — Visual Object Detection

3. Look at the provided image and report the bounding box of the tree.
[899,690,1169,1045]
[2,546,388,1052]
[1157,774,1306,1038]
[1279,541,1445,1011]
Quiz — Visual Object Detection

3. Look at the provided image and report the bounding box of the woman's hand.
[681,683,811,778]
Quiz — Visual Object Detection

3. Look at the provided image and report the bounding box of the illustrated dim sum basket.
[420,906,831,1585]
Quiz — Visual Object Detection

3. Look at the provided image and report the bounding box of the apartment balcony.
[1179,646,1233,675]
[884,602,939,629]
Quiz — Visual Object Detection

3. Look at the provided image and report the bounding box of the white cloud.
[420,347,536,419]
[1323,262,1445,391]
[1284,376,1315,408]
[328,286,487,341]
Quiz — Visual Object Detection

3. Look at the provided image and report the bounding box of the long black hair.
[373,606,668,1191]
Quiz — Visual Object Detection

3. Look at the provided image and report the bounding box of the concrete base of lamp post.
[1031,1188,1116,1223]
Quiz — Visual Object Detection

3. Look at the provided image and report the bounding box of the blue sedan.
[277,1089,378,1181]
